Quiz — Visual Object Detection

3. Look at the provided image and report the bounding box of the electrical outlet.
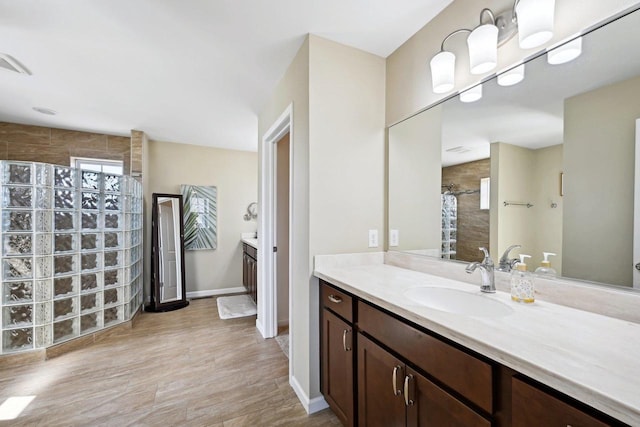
[389,229,399,247]
[368,229,379,248]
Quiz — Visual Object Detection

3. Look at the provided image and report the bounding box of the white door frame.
[633,119,640,289]
[258,104,294,366]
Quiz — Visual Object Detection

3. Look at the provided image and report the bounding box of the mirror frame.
[147,192,189,312]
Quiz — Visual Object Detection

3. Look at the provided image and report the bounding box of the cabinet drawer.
[358,301,492,414]
[512,377,610,426]
[243,243,257,259]
[321,281,353,323]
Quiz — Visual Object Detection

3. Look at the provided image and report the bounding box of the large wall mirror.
[148,193,189,312]
[389,6,640,290]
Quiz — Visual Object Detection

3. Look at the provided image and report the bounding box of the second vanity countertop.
[314,255,640,424]
[241,238,258,249]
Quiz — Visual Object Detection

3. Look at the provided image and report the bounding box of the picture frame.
[180,185,217,250]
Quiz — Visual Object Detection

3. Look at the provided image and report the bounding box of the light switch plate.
[389,229,399,247]
[368,229,379,248]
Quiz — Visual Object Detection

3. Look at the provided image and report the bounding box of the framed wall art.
[180,184,217,250]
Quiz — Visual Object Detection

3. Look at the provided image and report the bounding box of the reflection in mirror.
[388,6,640,289]
[147,193,189,312]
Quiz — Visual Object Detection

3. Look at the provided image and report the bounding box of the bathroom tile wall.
[0,122,133,174]
[442,158,490,263]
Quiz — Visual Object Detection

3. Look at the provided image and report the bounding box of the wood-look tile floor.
[0,297,340,426]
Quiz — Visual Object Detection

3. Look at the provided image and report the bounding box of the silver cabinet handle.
[404,374,414,406]
[342,329,351,352]
[392,365,403,396]
[328,294,342,304]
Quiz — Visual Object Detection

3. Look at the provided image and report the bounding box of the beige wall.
[258,37,311,397]
[308,35,386,397]
[146,140,257,294]
[563,75,640,286]
[532,145,563,274]
[388,106,442,252]
[491,143,563,271]
[258,35,385,404]
[386,0,639,126]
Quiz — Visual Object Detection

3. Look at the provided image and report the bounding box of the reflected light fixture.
[547,37,583,65]
[429,0,556,94]
[459,84,483,103]
[497,64,525,86]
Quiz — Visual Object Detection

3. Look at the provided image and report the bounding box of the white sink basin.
[404,287,514,318]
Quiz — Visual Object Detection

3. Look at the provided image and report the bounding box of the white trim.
[290,375,329,414]
[258,104,293,340]
[186,287,246,299]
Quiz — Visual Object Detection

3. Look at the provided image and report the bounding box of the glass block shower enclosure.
[0,161,143,355]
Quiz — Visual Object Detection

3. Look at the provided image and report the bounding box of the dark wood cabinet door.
[357,334,406,427]
[406,367,491,427]
[512,378,610,427]
[322,309,354,426]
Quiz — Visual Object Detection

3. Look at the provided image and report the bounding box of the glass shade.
[468,24,499,74]
[548,37,582,64]
[516,0,555,49]
[430,51,455,94]
[459,84,482,103]
[497,64,525,86]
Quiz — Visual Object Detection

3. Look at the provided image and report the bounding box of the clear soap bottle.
[510,254,535,303]
[534,252,557,278]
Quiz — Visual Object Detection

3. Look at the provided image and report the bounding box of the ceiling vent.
[445,146,473,153]
[0,53,31,75]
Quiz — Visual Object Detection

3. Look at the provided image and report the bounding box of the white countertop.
[314,259,640,424]
[241,237,257,249]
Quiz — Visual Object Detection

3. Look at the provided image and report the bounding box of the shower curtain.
[441,193,457,260]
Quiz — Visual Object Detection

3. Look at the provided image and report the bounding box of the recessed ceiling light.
[32,107,57,116]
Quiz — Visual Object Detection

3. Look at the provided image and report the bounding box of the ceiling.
[0,0,452,152]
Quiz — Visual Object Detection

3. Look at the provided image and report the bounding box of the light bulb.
[516,0,555,49]
[460,85,482,103]
[468,24,499,75]
[548,37,582,65]
[497,64,525,86]
[430,51,456,93]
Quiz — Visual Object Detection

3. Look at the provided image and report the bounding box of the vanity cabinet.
[511,377,610,427]
[357,301,491,427]
[358,334,490,427]
[242,243,257,303]
[320,283,355,427]
[318,279,625,427]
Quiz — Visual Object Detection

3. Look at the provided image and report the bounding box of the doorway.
[275,133,291,333]
[257,104,293,363]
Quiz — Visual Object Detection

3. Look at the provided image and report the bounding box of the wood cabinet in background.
[242,243,257,303]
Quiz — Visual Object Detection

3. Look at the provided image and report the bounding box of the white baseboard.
[278,319,289,327]
[256,318,266,338]
[186,286,245,299]
[290,375,329,414]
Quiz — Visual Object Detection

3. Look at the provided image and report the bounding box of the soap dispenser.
[510,254,535,303]
[534,252,557,278]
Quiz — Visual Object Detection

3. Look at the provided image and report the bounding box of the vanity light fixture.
[497,64,525,86]
[459,84,482,103]
[547,37,583,65]
[429,0,555,93]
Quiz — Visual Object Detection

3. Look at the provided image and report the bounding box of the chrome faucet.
[497,244,522,272]
[465,247,496,293]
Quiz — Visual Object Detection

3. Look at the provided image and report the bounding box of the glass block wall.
[0,161,143,355]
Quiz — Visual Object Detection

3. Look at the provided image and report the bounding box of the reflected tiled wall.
[442,159,490,263]
[0,123,132,175]
[0,161,143,354]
